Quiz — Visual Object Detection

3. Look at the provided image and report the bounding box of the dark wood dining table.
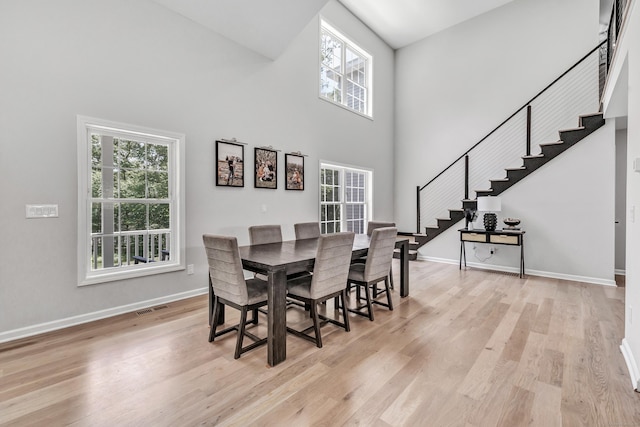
[209,234,410,366]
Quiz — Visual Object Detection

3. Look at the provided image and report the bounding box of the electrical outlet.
[187,264,194,275]
[490,246,496,254]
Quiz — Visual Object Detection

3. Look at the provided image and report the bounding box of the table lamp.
[477,196,501,231]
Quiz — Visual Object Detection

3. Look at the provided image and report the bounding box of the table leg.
[520,241,525,278]
[399,240,409,298]
[267,268,287,366]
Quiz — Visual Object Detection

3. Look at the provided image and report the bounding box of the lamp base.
[483,213,497,231]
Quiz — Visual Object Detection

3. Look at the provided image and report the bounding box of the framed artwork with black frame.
[215,140,244,187]
[285,153,304,191]
[254,147,277,189]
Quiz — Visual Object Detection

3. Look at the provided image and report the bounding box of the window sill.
[318,96,373,121]
[78,262,185,287]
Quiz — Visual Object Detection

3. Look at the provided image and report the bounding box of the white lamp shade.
[477,196,501,212]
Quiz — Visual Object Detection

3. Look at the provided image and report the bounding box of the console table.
[459,228,526,278]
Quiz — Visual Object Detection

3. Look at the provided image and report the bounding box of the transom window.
[320,19,373,117]
[77,116,185,286]
[320,163,372,234]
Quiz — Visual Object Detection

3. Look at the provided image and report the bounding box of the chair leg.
[209,296,220,342]
[384,277,394,310]
[364,283,374,321]
[389,264,394,290]
[251,308,259,324]
[341,290,350,332]
[310,303,322,348]
[235,307,248,359]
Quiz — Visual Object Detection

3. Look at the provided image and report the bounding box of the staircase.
[402,40,610,260]
[402,112,605,255]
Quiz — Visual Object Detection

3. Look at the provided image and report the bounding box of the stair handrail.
[418,40,606,194]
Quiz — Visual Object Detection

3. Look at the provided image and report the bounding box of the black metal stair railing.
[416,40,608,235]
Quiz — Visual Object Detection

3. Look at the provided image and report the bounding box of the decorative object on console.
[477,196,501,232]
[503,218,521,229]
[464,208,477,230]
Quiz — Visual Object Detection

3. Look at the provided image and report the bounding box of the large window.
[320,163,372,234]
[320,19,372,117]
[77,116,185,286]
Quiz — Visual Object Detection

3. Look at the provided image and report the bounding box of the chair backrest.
[202,234,249,305]
[309,232,355,299]
[294,222,321,240]
[364,227,397,282]
[367,221,396,236]
[248,225,282,245]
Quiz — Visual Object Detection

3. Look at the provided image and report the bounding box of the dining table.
[209,233,410,366]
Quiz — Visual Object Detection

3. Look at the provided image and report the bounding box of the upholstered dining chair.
[285,232,355,348]
[248,224,282,245]
[203,234,268,359]
[353,221,397,289]
[294,222,321,240]
[346,227,397,321]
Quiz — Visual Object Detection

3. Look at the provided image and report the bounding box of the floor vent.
[153,305,169,311]
[136,308,153,316]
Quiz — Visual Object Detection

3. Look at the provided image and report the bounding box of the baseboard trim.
[620,338,639,390]
[615,269,626,276]
[0,288,208,344]
[418,255,617,287]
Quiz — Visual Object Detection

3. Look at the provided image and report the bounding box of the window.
[320,19,372,117]
[77,116,185,286]
[320,163,372,234]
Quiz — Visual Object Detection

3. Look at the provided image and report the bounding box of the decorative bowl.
[503,218,521,229]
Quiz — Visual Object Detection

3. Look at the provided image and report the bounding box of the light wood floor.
[2,261,639,426]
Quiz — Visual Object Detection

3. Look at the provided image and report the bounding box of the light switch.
[26,204,59,219]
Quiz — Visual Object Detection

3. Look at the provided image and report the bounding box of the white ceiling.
[151,0,612,58]
[337,0,516,49]
[151,0,329,60]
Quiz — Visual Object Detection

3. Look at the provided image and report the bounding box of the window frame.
[320,161,373,234]
[319,18,373,119]
[76,115,186,286]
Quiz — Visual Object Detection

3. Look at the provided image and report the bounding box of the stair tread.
[491,178,509,182]
[522,154,544,159]
[505,167,526,171]
[539,140,564,147]
[558,126,586,133]
[579,112,603,118]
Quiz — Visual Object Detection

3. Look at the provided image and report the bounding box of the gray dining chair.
[286,232,355,348]
[248,224,282,245]
[203,234,268,359]
[353,221,397,289]
[294,222,321,240]
[347,227,397,321]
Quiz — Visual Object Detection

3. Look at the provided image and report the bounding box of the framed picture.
[285,153,304,191]
[215,140,244,187]
[254,147,277,189]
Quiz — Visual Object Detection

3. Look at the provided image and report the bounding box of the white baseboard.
[615,269,626,276]
[0,288,208,344]
[418,255,617,287]
[620,338,640,390]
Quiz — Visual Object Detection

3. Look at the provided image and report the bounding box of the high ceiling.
[337,0,516,49]
[151,0,612,58]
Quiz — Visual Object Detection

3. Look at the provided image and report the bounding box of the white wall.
[420,121,616,285]
[394,0,600,233]
[606,0,640,389]
[0,0,395,338]
[616,128,628,273]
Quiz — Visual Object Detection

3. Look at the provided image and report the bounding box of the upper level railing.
[416,41,606,233]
